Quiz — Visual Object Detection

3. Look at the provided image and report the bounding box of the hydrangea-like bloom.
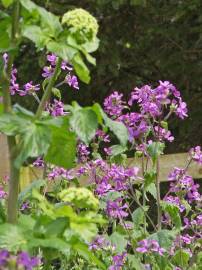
[62,8,98,41]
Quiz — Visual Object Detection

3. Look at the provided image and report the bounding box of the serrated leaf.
[72,53,90,83]
[70,108,98,144]
[15,122,51,168]
[45,126,76,169]
[47,41,77,62]
[109,232,128,253]
[22,25,50,48]
[148,229,176,249]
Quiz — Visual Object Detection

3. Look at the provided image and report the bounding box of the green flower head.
[62,8,98,42]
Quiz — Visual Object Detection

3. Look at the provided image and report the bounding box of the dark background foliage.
[13,0,202,153]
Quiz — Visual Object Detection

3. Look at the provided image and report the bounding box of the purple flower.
[47,53,57,66]
[106,198,128,219]
[17,252,40,270]
[0,186,7,199]
[136,239,165,256]
[89,236,106,251]
[104,91,125,117]
[48,99,65,116]
[175,98,188,119]
[77,143,90,163]
[189,146,202,164]
[0,250,9,266]
[109,252,127,270]
[163,195,185,212]
[65,74,79,90]
[154,126,174,142]
[61,61,73,71]
[33,157,44,168]
[3,53,8,68]
[42,66,54,78]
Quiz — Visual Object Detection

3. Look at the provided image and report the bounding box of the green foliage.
[1,0,13,7]
[70,106,98,144]
[147,142,165,164]
[44,124,76,169]
[148,230,176,250]
[109,232,128,253]
[59,187,99,210]
[161,201,182,229]
[172,249,190,268]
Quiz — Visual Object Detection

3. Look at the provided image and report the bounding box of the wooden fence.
[0,134,202,189]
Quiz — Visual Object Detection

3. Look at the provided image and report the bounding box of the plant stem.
[2,0,21,224]
[35,58,62,119]
[156,156,161,230]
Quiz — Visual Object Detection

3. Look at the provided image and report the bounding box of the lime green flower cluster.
[59,187,99,210]
[62,8,98,42]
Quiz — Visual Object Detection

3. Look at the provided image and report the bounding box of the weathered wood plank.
[0,134,201,189]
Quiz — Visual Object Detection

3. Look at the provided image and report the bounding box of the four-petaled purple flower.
[106,198,128,219]
[136,239,165,256]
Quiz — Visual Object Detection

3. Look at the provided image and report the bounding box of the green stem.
[3,0,21,224]
[35,58,62,119]
[156,157,162,230]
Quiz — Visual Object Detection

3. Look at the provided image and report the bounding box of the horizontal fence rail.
[0,134,202,189]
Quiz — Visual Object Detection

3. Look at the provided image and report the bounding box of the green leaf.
[1,0,13,8]
[15,122,51,168]
[93,104,128,146]
[132,207,148,228]
[148,230,176,250]
[47,41,77,62]
[22,25,50,48]
[45,126,76,169]
[161,201,181,229]
[70,108,98,144]
[104,117,128,146]
[18,179,46,205]
[45,217,69,237]
[0,224,27,251]
[52,87,61,99]
[109,232,127,253]
[20,0,62,37]
[147,142,165,163]
[82,37,100,53]
[128,255,145,270]
[172,249,190,268]
[28,237,70,255]
[110,144,127,156]
[74,242,106,270]
[145,183,157,199]
[72,53,90,83]
[0,113,28,136]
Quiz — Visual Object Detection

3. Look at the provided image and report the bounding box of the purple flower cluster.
[106,198,128,219]
[167,166,201,203]
[89,235,112,252]
[136,239,166,256]
[42,53,79,90]
[47,99,66,117]
[104,91,125,117]
[77,142,90,163]
[189,146,202,164]
[128,81,187,119]
[109,252,127,270]
[0,250,40,270]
